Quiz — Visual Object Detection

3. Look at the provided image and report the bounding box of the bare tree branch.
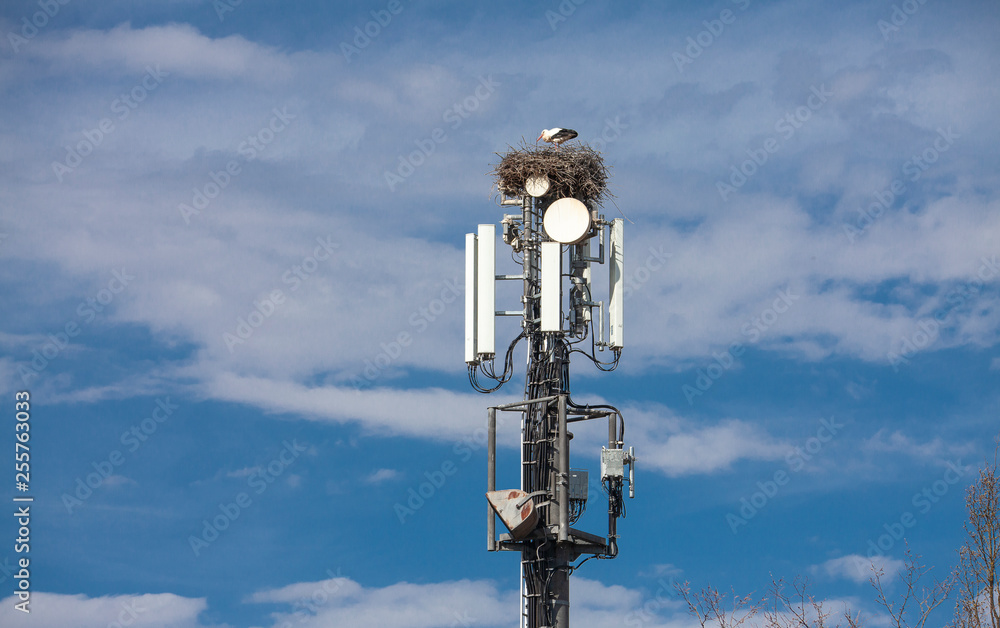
[675,580,759,628]
[868,544,954,628]
[952,442,1000,628]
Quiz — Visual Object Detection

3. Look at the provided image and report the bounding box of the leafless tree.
[676,576,862,628]
[866,545,953,628]
[764,576,863,628]
[675,581,758,628]
[676,451,1000,628]
[952,446,1000,628]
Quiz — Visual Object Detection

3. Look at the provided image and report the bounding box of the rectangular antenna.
[476,224,496,356]
[541,241,562,332]
[465,232,478,364]
[609,218,624,349]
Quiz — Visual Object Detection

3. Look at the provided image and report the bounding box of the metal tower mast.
[467,160,635,628]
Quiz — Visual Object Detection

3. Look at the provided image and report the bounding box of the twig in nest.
[490,141,612,205]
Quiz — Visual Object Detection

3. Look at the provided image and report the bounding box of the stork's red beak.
[536,132,544,142]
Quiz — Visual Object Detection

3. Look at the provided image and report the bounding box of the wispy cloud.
[24,22,294,82]
[204,373,516,441]
[862,428,976,462]
[813,554,906,585]
[0,592,208,628]
[364,468,401,484]
[638,563,684,579]
[630,407,788,476]
[248,577,513,628]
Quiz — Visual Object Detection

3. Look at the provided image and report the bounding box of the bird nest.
[490,142,611,205]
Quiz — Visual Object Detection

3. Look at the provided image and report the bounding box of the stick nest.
[490,142,611,205]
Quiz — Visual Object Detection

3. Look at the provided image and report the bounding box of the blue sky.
[1,0,998,626]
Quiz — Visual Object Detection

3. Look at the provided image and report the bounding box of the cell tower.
[466,143,635,628]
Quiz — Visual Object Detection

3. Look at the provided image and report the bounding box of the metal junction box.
[601,447,625,480]
[568,469,589,501]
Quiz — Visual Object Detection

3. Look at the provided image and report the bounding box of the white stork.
[537,128,578,148]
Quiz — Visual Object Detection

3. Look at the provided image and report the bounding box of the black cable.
[565,315,620,370]
[468,331,525,393]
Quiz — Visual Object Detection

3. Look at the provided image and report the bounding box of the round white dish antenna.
[525,174,550,198]
[543,198,592,244]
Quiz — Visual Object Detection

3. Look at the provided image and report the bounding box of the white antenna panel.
[541,241,562,332]
[476,224,496,356]
[580,239,592,326]
[609,219,624,349]
[465,232,478,364]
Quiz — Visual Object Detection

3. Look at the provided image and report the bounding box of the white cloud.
[814,554,906,585]
[249,576,513,628]
[102,474,137,487]
[862,428,976,462]
[245,572,358,604]
[204,373,516,441]
[26,23,294,82]
[248,575,693,628]
[623,195,1000,368]
[639,563,684,579]
[628,406,788,476]
[365,468,401,484]
[565,577,688,628]
[0,592,208,628]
